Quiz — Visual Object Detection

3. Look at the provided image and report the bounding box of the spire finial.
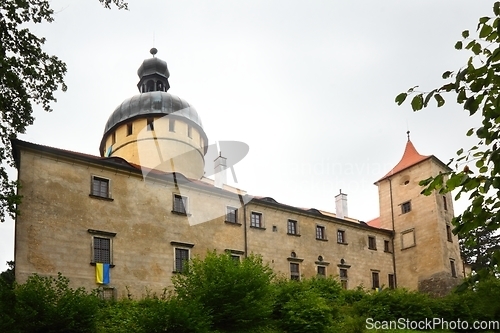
[406,130,410,141]
[150,47,158,57]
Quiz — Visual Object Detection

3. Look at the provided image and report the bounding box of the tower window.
[446,225,453,242]
[443,196,448,211]
[450,260,457,277]
[111,132,116,145]
[401,201,411,214]
[187,125,192,138]
[169,119,175,132]
[147,118,154,131]
[127,123,133,136]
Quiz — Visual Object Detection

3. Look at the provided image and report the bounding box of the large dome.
[99,91,205,154]
[103,91,203,134]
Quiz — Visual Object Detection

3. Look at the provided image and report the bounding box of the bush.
[173,251,275,332]
[136,296,211,333]
[273,278,336,333]
[11,273,100,333]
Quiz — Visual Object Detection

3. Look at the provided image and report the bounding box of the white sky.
[0,0,492,271]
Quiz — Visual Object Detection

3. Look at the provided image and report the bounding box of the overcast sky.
[0,0,493,271]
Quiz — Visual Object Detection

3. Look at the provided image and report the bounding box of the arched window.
[157,81,163,91]
[146,80,154,92]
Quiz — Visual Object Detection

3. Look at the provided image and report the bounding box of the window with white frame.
[250,212,263,228]
[316,225,326,240]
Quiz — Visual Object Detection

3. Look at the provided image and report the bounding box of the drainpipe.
[389,178,397,288]
[238,193,248,258]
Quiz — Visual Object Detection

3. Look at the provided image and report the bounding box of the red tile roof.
[367,217,380,228]
[376,139,431,183]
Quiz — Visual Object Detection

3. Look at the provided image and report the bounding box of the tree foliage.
[173,251,275,332]
[460,226,500,272]
[0,0,128,223]
[396,2,500,278]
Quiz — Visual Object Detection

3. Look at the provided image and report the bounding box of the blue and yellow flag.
[96,263,110,284]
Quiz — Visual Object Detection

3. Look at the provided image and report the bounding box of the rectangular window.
[93,237,111,264]
[127,123,133,136]
[443,196,448,211]
[290,263,300,280]
[316,225,326,240]
[450,260,457,278]
[187,125,192,138]
[226,206,238,223]
[91,176,110,198]
[173,194,187,214]
[231,254,240,262]
[388,274,395,289]
[337,230,346,243]
[339,268,348,279]
[446,225,453,242]
[147,118,154,131]
[372,272,380,289]
[384,240,392,252]
[287,219,298,235]
[401,201,412,214]
[111,131,116,145]
[250,212,262,228]
[99,287,115,300]
[175,248,190,273]
[368,236,377,250]
[169,119,175,132]
[317,266,326,276]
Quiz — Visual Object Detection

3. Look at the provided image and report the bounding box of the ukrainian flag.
[96,263,110,284]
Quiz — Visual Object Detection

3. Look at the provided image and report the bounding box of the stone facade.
[12,54,466,298]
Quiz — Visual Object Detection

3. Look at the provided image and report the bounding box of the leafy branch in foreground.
[396,2,500,278]
[0,0,128,223]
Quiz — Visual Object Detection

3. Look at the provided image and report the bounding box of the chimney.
[335,190,348,219]
[214,153,227,188]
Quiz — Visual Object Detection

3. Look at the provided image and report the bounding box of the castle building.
[12,50,465,298]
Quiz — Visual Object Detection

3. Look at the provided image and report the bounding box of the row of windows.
[91,183,393,253]
[109,119,196,147]
[289,262,394,290]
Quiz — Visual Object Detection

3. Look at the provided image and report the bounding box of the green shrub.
[173,251,275,332]
[11,273,100,333]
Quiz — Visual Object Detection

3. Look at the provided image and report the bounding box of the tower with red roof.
[374,132,463,295]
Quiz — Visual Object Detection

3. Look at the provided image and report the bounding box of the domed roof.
[137,57,169,79]
[102,91,203,135]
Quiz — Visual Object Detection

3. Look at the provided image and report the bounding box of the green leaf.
[462,30,470,38]
[495,2,500,16]
[466,128,475,136]
[479,16,491,24]
[480,23,493,38]
[442,71,453,79]
[455,41,463,50]
[411,94,424,111]
[434,94,445,107]
[395,92,407,105]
